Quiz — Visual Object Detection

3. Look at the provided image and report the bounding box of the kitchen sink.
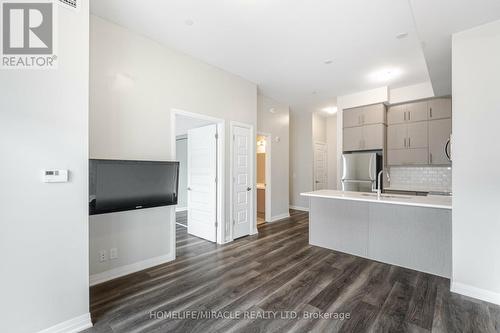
[360,193,413,199]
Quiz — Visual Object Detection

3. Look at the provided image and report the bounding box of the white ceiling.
[91,0,500,112]
[409,0,500,96]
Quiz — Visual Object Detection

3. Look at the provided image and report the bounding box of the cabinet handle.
[408,137,411,148]
[430,153,433,164]
[404,138,406,148]
[404,112,406,121]
[408,111,411,121]
[430,107,433,118]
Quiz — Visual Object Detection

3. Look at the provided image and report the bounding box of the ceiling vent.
[58,0,79,11]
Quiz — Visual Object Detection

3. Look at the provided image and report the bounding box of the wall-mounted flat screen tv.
[89,159,179,215]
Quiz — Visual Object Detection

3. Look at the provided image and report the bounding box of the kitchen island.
[301,190,452,278]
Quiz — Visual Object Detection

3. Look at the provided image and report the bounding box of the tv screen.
[89,159,179,215]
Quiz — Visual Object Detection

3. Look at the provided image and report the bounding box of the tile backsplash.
[388,166,452,192]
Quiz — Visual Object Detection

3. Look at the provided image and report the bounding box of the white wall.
[312,112,327,143]
[389,81,435,104]
[289,110,313,209]
[89,16,257,279]
[257,93,290,220]
[327,115,338,189]
[451,19,500,305]
[0,2,90,333]
[176,137,188,209]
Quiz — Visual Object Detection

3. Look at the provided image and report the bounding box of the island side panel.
[368,203,452,278]
[309,197,370,257]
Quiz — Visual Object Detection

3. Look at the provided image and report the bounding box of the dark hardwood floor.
[85,210,500,333]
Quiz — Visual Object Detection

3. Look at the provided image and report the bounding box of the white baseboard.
[38,313,92,333]
[289,205,309,212]
[270,212,291,222]
[451,281,500,305]
[175,207,187,212]
[89,253,175,286]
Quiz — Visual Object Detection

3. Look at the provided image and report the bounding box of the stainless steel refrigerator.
[341,152,382,192]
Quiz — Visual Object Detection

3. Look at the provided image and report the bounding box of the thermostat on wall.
[43,170,69,183]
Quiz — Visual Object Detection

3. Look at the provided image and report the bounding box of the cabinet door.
[406,101,428,122]
[429,119,452,165]
[363,124,385,150]
[363,104,386,125]
[429,98,452,120]
[387,148,428,165]
[407,122,428,149]
[343,108,364,128]
[405,148,429,165]
[387,123,407,150]
[343,126,363,151]
[387,105,406,125]
[387,149,405,166]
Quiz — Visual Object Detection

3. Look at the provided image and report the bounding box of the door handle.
[247,187,252,191]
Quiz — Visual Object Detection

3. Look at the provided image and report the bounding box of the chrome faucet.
[377,169,390,198]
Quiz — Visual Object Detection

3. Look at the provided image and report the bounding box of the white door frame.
[170,109,226,252]
[230,121,256,240]
[257,132,272,223]
[313,141,328,190]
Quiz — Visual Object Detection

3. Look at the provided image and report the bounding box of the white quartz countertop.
[301,190,452,210]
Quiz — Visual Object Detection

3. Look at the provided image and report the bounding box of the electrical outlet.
[99,250,107,262]
[110,248,118,260]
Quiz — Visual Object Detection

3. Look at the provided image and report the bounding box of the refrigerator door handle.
[445,138,451,161]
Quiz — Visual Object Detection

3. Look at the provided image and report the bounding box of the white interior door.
[187,124,217,242]
[233,125,252,239]
[314,142,328,190]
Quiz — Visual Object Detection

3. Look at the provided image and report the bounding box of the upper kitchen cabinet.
[388,101,428,125]
[428,98,452,120]
[343,104,386,128]
[343,104,386,152]
[343,107,365,128]
[429,118,452,165]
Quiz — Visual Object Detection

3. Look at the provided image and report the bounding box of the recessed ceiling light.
[322,106,338,115]
[369,68,402,82]
[184,19,194,26]
[396,32,408,39]
[323,59,333,65]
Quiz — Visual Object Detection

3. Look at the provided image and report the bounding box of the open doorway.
[171,110,225,252]
[256,133,271,225]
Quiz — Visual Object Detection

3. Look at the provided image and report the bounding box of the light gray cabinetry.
[429,98,452,120]
[343,126,363,151]
[407,122,428,149]
[429,118,452,165]
[387,98,451,166]
[388,101,428,125]
[344,104,386,128]
[387,148,428,165]
[343,104,386,152]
